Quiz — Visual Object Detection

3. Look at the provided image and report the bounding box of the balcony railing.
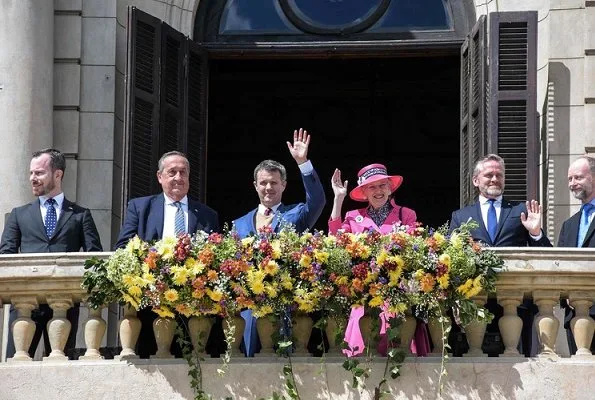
[0,248,594,398]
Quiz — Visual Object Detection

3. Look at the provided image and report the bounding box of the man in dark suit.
[0,148,103,358]
[115,151,219,357]
[233,128,326,357]
[449,154,551,356]
[557,155,595,354]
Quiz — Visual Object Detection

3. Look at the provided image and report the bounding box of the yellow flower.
[154,307,175,318]
[388,302,408,315]
[297,300,314,313]
[122,293,139,310]
[314,249,329,264]
[242,236,255,247]
[184,257,198,270]
[122,274,136,288]
[388,255,405,269]
[299,254,312,268]
[271,240,281,259]
[437,274,450,289]
[264,284,278,298]
[164,289,179,302]
[254,306,273,318]
[450,233,463,249]
[376,250,388,266]
[388,269,402,287]
[156,236,177,260]
[369,296,384,308]
[414,269,425,280]
[281,273,293,290]
[263,260,279,276]
[335,276,349,286]
[142,272,156,285]
[206,289,223,302]
[360,245,371,259]
[457,279,473,296]
[433,232,446,246]
[175,304,192,317]
[128,286,142,297]
[171,266,190,285]
[323,235,336,246]
[438,253,451,268]
[250,280,265,295]
[126,235,143,252]
[192,262,206,276]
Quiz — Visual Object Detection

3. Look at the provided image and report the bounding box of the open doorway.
[207,56,460,231]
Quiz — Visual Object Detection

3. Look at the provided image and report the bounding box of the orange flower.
[420,273,436,293]
[197,247,214,265]
[351,278,364,293]
[207,269,218,282]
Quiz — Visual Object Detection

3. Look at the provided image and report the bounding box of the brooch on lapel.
[355,215,364,223]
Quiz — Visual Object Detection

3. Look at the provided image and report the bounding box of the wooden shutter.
[488,12,538,201]
[459,15,487,207]
[125,7,162,199]
[160,24,186,153]
[125,7,209,204]
[185,40,209,203]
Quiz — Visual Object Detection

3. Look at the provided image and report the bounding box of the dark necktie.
[45,198,57,238]
[577,203,594,246]
[487,199,497,242]
[174,201,185,236]
[264,208,273,216]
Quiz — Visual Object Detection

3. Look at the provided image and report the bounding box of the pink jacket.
[328,200,417,234]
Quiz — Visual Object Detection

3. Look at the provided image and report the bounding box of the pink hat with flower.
[349,163,403,202]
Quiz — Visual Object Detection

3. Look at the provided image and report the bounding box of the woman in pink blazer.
[328,163,430,357]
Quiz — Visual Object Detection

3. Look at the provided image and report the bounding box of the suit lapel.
[271,204,284,232]
[495,200,513,242]
[27,200,48,240]
[52,198,75,238]
[149,195,165,239]
[187,200,204,233]
[582,214,595,247]
[472,201,491,244]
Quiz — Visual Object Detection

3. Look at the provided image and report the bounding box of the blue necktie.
[577,203,594,246]
[45,198,57,238]
[487,199,497,242]
[174,201,185,236]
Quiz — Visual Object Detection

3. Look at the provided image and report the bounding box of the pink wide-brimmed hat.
[349,163,403,202]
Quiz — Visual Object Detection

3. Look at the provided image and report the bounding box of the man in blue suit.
[449,154,551,356]
[558,156,595,354]
[115,151,219,357]
[233,128,326,356]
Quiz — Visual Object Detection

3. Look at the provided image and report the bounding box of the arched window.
[195,0,472,43]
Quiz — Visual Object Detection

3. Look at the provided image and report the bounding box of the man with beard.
[0,148,102,359]
[557,155,595,354]
[448,154,551,357]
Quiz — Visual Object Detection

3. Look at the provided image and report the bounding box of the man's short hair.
[158,151,189,173]
[472,154,505,179]
[575,155,595,175]
[32,148,66,174]
[254,160,287,181]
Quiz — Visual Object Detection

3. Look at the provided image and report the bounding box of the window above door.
[196,0,472,43]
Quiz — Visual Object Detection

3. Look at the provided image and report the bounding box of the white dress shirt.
[162,194,188,238]
[39,192,65,222]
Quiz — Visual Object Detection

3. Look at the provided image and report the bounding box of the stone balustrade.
[1,248,595,362]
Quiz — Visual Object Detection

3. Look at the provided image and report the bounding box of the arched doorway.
[196,0,473,229]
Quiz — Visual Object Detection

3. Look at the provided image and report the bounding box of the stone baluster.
[189,315,214,357]
[44,295,73,361]
[292,313,313,356]
[153,317,176,358]
[8,296,38,362]
[497,290,523,357]
[464,295,488,357]
[400,311,417,356]
[115,305,141,360]
[256,317,276,356]
[428,314,450,357]
[230,314,245,357]
[80,307,106,360]
[569,291,595,357]
[534,290,560,357]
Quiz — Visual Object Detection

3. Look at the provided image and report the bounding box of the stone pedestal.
[8,297,38,362]
[569,292,595,358]
[152,317,176,359]
[115,306,140,360]
[498,291,524,357]
[80,307,106,360]
[534,290,560,358]
[188,315,213,357]
[44,296,73,361]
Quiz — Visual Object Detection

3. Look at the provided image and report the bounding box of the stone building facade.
[0,0,593,248]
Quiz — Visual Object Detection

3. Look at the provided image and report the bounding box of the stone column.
[464,295,488,357]
[497,290,524,357]
[569,291,595,358]
[534,290,560,357]
[115,306,140,360]
[80,307,106,360]
[0,1,54,232]
[8,296,38,362]
[44,296,73,361]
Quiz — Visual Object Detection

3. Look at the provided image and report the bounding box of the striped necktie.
[174,201,185,236]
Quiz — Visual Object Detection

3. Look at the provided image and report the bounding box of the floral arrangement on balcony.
[82,220,502,400]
